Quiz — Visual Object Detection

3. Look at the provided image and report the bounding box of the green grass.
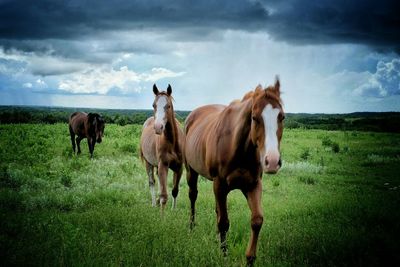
[1,124,400,266]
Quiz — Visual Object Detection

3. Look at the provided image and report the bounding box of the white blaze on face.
[261,104,280,171]
[154,96,168,133]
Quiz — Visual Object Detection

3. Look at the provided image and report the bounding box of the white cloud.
[355,58,400,97]
[23,82,32,88]
[36,79,47,88]
[143,67,186,82]
[0,47,91,76]
[58,66,185,95]
[28,56,90,76]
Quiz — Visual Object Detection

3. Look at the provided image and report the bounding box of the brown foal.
[140,84,184,208]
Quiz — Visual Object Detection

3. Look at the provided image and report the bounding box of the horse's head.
[88,113,105,143]
[152,84,174,135]
[250,77,284,174]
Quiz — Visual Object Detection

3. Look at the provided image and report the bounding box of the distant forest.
[1,106,399,133]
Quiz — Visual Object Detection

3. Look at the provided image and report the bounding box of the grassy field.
[1,123,400,266]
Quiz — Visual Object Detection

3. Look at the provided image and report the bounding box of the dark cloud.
[0,0,399,55]
[262,0,400,52]
[0,0,268,39]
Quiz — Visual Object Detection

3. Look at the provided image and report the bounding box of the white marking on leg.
[172,197,177,210]
[261,104,280,168]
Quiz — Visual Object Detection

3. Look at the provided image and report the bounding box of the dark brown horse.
[69,112,105,158]
[140,84,184,208]
[184,77,284,265]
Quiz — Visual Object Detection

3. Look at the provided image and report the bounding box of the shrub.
[300,148,310,161]
[331,142,340,153]
[60,174,72,188]
[272,179,280,187]
[321,136,333,147]
[298,175,317,185]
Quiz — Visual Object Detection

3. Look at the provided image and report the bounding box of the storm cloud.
[0,0,399,53]
[0,0,399,111]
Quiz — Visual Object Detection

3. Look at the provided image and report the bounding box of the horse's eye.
[252,116,259,123]
[280,114,285,122]
[152,104,156,109]
[166,105,171,109]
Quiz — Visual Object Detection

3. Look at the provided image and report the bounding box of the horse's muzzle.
[264,155,281,174]
[154,124,164,135]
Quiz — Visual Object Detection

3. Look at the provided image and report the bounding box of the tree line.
[1,106,399,133]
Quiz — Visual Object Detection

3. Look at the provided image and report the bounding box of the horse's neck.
[230,98,255,154]
[162,110,179,148]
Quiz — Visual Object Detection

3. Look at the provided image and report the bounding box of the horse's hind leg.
[145,161,156,207]
[76,136,83,154]
[69,126,76,153]
[244,180,263,266]
[171,164,182,209]
[186,166,198,229]
[214,179,229,255]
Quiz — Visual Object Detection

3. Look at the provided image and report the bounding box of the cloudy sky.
[0,0,399,113]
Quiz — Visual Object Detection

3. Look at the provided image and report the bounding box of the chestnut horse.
[184,78,284,265]
[140,84,184,208]
[69,112,105,158]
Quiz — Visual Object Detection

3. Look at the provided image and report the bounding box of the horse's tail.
[139,145,145,163]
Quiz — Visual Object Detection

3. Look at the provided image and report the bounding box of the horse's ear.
[153,84,159,95]
[273,76,280,97]
[167,84,172,96]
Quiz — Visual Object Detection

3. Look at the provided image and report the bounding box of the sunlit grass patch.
[366,154,400,164]
[297,175,318,185]
[1,124,400,266]
[282,161,325,174]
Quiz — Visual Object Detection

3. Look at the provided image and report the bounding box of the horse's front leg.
[213,179,229,255]
[171,164,182,209]
[88,137,95,158]
[157,162,168,208]
[244,179,264,266]
[145,161,156,207]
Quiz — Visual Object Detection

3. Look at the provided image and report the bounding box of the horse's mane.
[238,83,282,105]
[264,86,282,105]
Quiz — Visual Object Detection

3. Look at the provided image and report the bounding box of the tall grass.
[1,124,400,266]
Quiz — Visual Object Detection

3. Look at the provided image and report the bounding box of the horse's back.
[185,104,225,134]
[184,104,226,178]
[69,112,87,134]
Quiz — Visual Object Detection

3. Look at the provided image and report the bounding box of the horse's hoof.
[189,221,196,230]
[221,244,228,257]
[246,256,256,266]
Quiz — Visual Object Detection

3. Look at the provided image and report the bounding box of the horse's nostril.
[265,158,269,166]
[278,158,282,167]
